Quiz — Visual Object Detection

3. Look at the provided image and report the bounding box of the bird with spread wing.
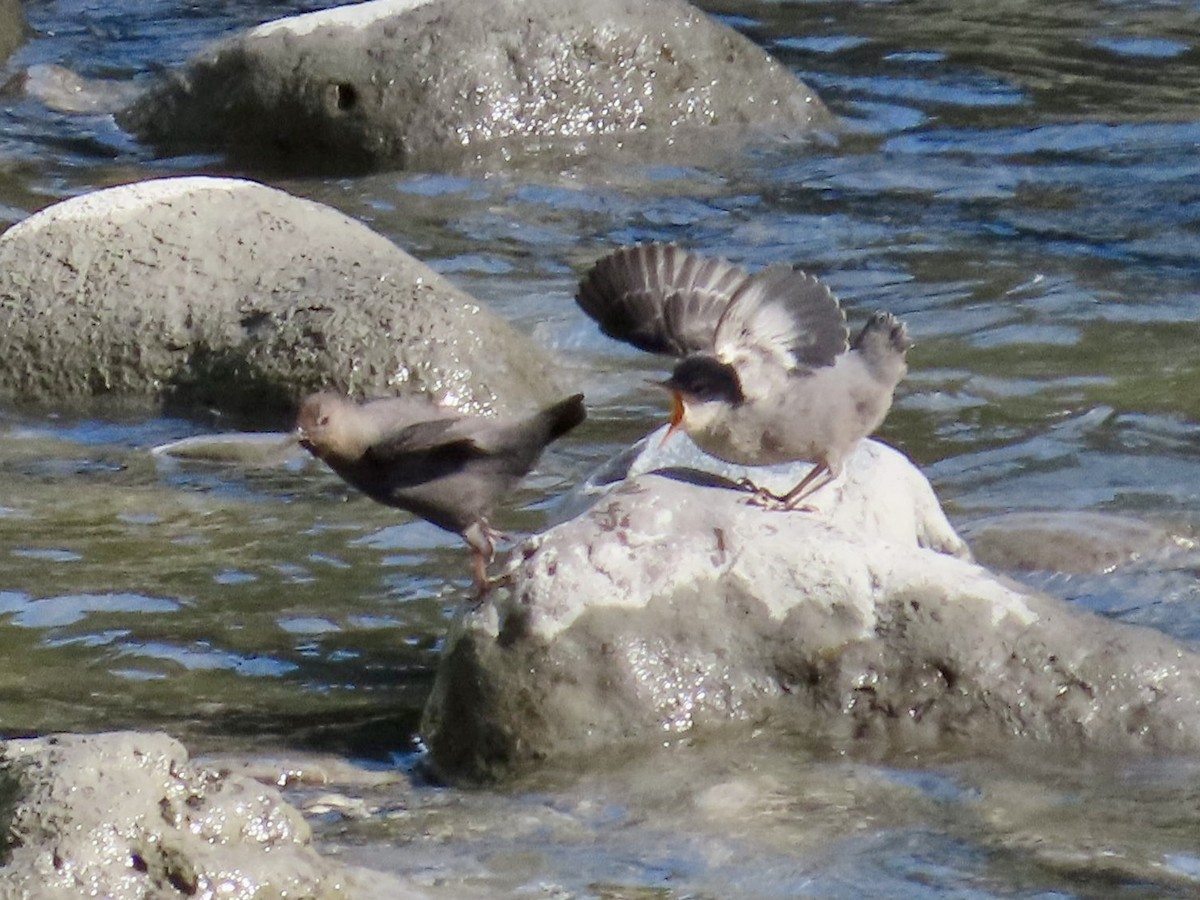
[576,242,910,507]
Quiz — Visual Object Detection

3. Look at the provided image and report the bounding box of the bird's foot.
[467,528,518,606]
[483,526,510,552]
[467,570,515,607]
[748,493,816,513]
[735,477,770,498]
[738,479,816,513]
[480,570,515,593]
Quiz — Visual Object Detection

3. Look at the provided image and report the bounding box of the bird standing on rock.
[295,390,586,595]
[575,242,910,508]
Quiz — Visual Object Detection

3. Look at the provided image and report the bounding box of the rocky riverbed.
[5,0,1200,896]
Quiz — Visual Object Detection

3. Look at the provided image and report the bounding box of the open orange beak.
[661,390,685,447]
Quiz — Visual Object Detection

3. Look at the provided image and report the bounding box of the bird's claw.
[739,479,815,512]
[469,570,515,606]
[483,528,510,554]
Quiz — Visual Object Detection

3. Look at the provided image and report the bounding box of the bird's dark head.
[656,356,744,446]
[662,356,745,406]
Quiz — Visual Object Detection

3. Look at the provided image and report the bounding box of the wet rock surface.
[0,731,356,899]
[118,0,831,173]
[0,176,565,420]
[423,438,1200,781]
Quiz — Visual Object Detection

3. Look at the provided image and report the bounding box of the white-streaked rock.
[251,0,435,37]
[422,440,1200,781]
[0,177,565,417]
[6,173,226,231]
[562,429,970,561]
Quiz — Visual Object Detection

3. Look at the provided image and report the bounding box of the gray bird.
[295,390,586,593]
[576,242,910,507]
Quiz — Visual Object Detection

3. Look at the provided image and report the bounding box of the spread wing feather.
[715,265,848,370]
[575,243,749,356]
[577,243,849,369]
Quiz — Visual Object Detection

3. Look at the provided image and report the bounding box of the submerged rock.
[0,176,565,420]
[118,0,832,173]
[422,437,1200,781]
[0,732,352,898]
[961,510,1191,575]
[23,63,141,114]
[151,430,305,466]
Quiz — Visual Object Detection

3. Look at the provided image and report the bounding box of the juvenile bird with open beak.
[576,243,910,508]
[295,390,586,595]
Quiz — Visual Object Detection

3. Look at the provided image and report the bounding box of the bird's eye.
[318,415,330,427]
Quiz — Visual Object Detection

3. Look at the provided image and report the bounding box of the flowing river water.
[5,0,1200,896]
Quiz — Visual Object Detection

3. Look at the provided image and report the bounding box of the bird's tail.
[538,393,587,443]
[851,311,911,382]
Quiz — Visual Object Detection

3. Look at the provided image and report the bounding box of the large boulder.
[0,176,565,419]
[422,436,1200,781]
[0,732,353,899]
[117,0,832,173]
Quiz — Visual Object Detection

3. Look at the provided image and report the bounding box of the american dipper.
[295,391,586,593]
[576,242,910,507]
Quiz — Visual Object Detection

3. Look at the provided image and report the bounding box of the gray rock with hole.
[422,435,1200,781]
[0,176,565,418]
[118,0,832,173]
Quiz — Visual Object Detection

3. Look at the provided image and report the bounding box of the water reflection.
[3,590,178,628]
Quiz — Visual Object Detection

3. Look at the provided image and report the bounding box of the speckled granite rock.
[422,436,1200,781]
[118,0,832,173]
[0,176,565,419]
[0,732,352,899]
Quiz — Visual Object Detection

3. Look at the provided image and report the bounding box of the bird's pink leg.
[464,520,512,601]
[744,461,833,512]
[780,462,835,509]
[467,551,489,599]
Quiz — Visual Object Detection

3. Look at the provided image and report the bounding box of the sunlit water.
[4,0,1200,895]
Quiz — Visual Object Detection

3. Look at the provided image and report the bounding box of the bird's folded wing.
[364,418,487,472]
[714,265,849,371]
[576,243,750,357]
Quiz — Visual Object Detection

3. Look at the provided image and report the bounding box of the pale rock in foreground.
[422,436,1200,781]
[0,177,564,417]
[0,732,367,899]
[118,0,832,173]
